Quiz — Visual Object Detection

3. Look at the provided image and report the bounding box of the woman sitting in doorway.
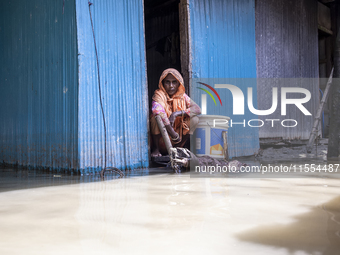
[150,68,201,157]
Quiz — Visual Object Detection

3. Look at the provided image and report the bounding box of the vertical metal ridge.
[189,0,259,158]
[0,0,79,171]
[75,0,148,174]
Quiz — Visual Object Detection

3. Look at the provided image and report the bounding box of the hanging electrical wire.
[88,1,124,178]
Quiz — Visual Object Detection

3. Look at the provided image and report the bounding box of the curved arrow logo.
[197,82,222,106]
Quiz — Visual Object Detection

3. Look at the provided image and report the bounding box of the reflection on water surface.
[0,166,339,254]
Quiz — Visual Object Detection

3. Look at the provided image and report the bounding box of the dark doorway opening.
[144,0,182,108]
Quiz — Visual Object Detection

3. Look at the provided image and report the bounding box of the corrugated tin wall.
[189,0,260,157]
[75,0,149,173]
[0,0,79,170]
[256,0,319,139]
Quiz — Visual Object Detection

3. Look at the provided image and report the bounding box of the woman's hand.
[168,112,177,127]
[169,111,184,127]
[165,125,181,143]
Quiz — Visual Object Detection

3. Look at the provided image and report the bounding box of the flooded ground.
[1,163,340,255]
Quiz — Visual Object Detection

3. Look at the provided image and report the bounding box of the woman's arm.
[168,94,201,126]
[152,101,170,125]
[183,93,202,117]
[152,101,180,142]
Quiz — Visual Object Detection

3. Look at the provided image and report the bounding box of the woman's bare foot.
[151,149,162,157]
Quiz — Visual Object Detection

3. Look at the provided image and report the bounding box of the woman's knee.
[189,116,199,134]
[150,115,160,135]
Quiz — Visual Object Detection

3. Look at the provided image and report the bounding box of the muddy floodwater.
[1,166,340,255]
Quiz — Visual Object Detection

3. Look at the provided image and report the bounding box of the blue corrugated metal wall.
[75,0,149,173]
[189,0,259,157]
[0,0,79,170]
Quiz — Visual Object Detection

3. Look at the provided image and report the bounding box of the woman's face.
[163,74,179,96]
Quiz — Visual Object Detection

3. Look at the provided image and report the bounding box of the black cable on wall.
[88,1,124,178]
